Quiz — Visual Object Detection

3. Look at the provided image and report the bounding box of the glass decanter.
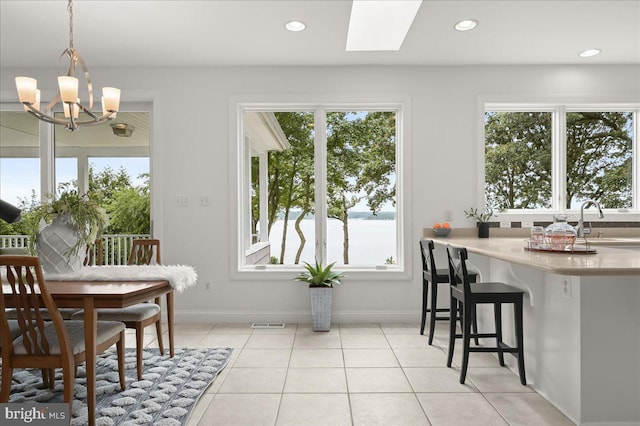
[544,215,577,251]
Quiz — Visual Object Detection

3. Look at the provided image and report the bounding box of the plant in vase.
[26,184,109,274]
[294,260,344,331]
[464,205,494,238]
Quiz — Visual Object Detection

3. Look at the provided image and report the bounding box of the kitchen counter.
[426,233,640,426]
[431,236,640,276]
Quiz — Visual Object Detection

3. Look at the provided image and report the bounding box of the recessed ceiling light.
[454,19,478,31]
[285,20,306,32]
[579,48,601,58]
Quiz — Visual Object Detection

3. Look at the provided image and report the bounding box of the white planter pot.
[36,214,83,274]
[310,287,332,331]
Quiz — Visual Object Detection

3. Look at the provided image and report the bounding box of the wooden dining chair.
[83,239,103,266]
[74,238,167,380]
[128,238,161,266]
[0,319,22,353]
[0,255,126,403]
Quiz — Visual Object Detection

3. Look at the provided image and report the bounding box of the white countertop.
[430,237,640,276]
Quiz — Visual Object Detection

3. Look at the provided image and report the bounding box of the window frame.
[231,97,412,280]
[483,102,640,221]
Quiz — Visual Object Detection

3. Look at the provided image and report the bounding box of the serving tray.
[524,243,597,254]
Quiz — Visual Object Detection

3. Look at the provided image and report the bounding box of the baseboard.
[170,309,421,324]
[579,422,640,426]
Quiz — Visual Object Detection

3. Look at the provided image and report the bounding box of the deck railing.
[0,234,150,266]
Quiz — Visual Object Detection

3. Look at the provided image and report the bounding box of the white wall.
[2,65,639,323]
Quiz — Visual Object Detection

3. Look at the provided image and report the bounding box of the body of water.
[268,218,397,266]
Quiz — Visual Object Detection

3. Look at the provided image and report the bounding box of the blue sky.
[1,157,148,207]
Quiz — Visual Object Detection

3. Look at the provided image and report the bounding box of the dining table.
[2,278,175,426]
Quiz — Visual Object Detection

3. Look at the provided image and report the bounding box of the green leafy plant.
[464,205,494,223]
[26,183,109,257]
[294,260,344,288]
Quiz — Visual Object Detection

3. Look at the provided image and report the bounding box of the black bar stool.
[419,239,477,345]
[446,245,526,385]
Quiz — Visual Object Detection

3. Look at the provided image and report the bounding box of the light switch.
[199,195,210,207]
[176,195,189,207]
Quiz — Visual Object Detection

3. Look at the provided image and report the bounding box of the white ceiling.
[0,0,638,68]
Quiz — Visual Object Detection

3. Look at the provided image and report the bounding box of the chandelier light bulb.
[102,87,121,112]
[63,99,80,119]
[58,76,79,103]
[33,90,41,112]
[15,77,38,104]
[102,97,117,119]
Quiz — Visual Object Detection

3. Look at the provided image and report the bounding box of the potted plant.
[26,184,109,274]
[464,206,494,238]
[294,260,344,331]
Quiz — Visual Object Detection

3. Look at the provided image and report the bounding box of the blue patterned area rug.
[7,347,233,426]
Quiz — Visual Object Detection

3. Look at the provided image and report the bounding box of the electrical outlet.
[522,221,533,228]
[444,209,453,221]
[205,282,210,290]
[562,280,572,298]
[500,220,511,228]
[199,195,210,207]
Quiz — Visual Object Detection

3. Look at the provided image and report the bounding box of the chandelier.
[15,0,120,131]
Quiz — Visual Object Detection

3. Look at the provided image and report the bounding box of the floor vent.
[251,322,286,329]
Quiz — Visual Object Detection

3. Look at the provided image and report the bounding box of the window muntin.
[241,106,400,270]
[485,105,638,213]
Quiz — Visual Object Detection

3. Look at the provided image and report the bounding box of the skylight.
[346,0,422,51]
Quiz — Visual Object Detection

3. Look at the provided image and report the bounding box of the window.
[239,105,401,271]
[0,110,41,208]
[485,111,552,209]
[566,111,633,209]
[485,105,638,213]
[1,105,152,251]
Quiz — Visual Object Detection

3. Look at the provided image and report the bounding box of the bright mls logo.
[0,404,68,425]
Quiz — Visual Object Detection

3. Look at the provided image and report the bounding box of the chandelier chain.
[68,0,74,49]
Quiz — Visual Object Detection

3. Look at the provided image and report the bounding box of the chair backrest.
[128,239,161,265]
[446,245,473,296]
[83,239,104,266]
[0,255,71,357]
[419,239,438,278]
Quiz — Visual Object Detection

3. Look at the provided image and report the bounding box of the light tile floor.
[139,322,575,426]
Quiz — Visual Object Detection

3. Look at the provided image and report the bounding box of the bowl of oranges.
[433,222,452,237]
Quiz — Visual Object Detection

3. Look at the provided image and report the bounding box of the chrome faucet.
[576,199,604,238]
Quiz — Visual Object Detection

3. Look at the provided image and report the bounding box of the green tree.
[260,112,315,264]
[485,111,633,210]
[485,112,552,209]
[89,165,132,206]
[108,184,150,234]
[89,167,150,234]
[327,111,396,264]
[566,112,632,208]
[257,110,396,265]
[0,190,39,238]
